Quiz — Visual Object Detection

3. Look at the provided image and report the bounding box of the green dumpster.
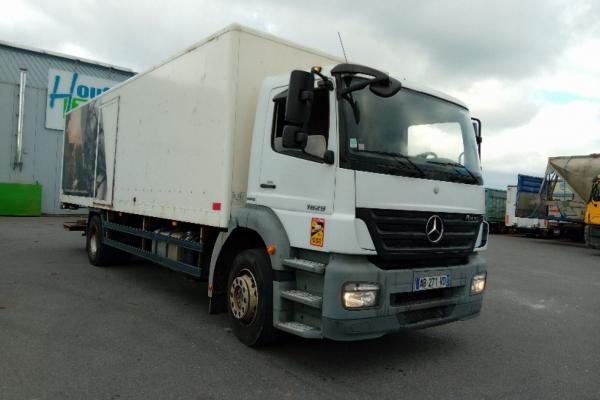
[0,183,42,216]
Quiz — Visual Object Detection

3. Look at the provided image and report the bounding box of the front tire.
[585,225,595,248]
[227,249,278,346]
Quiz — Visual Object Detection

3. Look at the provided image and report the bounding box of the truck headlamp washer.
[426,215,444,243]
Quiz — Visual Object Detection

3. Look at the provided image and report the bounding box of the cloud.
[1,0,599,190]
[2,1,591,83]
[533,38,600,101]
[356,1,572,82]
[450,79,541,132]
[483,100,600,176]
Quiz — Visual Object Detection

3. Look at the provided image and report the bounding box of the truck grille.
[357,208,482,261]
[390,287,461,306]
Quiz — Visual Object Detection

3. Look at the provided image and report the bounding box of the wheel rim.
[229,268,258,323]
[89,227,99,258]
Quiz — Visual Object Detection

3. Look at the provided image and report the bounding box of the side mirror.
[282,125,307,149]
[323,150,335,165]
[472,117,482,158]
[285,70,314,125]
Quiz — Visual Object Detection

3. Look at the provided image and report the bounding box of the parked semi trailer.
[485,188,506,233]
[505,185,548,233]
[60,24,488,345]
[538,155,600,241]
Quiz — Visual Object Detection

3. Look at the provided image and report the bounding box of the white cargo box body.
[60,25,340,227]
[505,186,546,229]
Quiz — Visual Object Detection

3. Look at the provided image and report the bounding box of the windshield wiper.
[426,160,480,183]
[357,150,425,177]
[342,93,360,123]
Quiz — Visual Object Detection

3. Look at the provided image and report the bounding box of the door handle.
[260,183,276,189]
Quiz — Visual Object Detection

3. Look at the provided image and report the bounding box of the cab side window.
[271,88,329,160]
[593,184,600,201]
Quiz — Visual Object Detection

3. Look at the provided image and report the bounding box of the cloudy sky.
[3,0,599,189]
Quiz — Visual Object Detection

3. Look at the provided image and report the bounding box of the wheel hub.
[89,230,98,257]
[229,269,258,323]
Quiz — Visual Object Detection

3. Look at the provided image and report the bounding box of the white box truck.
[60,24,488,345]
[505,185,548,233]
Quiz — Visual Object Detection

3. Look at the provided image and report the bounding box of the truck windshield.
[338,78,482,185]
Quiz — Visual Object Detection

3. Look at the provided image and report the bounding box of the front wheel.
[227,249,279,346]
[585,225,592,248]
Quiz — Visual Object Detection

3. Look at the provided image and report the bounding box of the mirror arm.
[338,81,370,96]
[338,75,389,97]
[311,67,334,91]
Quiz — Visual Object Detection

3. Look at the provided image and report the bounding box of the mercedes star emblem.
[426,215,444,243]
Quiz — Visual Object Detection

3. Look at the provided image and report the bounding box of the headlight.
[342,282,380,309]
[471,273,487,294]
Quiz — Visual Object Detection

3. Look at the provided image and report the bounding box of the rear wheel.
[86,214,121,266]
[227,249,278,346]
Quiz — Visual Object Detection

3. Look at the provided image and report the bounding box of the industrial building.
[0,41,134,214]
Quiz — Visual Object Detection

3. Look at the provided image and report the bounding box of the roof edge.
[0,39,134,73]
[143,23,343,76]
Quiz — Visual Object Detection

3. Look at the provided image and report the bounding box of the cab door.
[588,182,600,225]
[254,86,336,215]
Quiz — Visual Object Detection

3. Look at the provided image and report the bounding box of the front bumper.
[320,254,486,341]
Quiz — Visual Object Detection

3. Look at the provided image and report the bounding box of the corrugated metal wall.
[0,43,133,213]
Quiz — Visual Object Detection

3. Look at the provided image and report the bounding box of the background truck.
[586,174,600,248]
[60,24,488,346]
[505,185,548,234]
[485,188,506,233]
[539,155,600,242]
[515,174,545,219]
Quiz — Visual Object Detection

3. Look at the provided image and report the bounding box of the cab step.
[282,258,325,274]
[275,321,322,339]
[281,289,322,308]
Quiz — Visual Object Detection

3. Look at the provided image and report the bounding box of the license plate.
[414,274,450,291]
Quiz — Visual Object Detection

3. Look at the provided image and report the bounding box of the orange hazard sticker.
[310,217,325,247]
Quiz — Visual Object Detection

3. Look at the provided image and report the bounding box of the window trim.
[335,80,483,185]
[269,88,330,164]
[592,183,600,202]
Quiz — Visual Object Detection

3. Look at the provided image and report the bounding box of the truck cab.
[220,64,488,342]
[585,177,600,248]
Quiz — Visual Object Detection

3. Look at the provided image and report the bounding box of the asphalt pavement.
[1,217,599,400]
